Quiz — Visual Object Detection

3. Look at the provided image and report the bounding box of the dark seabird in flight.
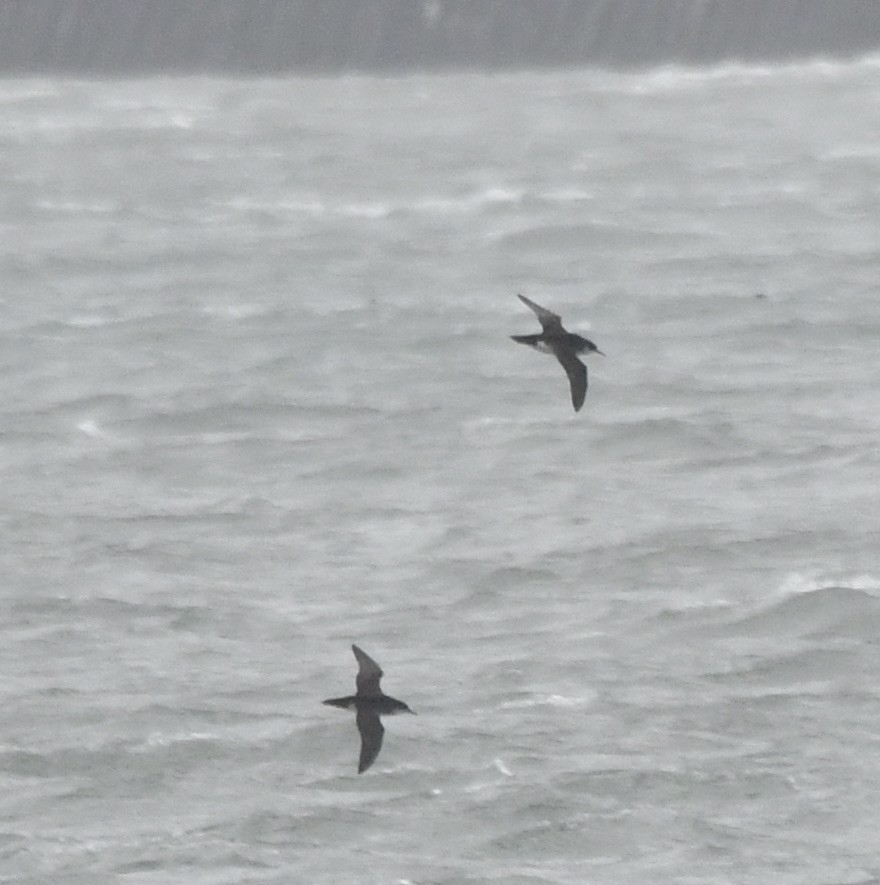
[323,644,415,774]
[511,293,604,412]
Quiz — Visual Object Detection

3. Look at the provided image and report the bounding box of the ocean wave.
[719,583,880,643]
[711,646,863,695]
[6,593,217,626]
[497,221,669,253]
[594,413,745,459]
[224,186,526,221]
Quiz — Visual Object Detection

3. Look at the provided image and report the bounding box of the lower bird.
[323,644,415,774]
[511,293,604,412]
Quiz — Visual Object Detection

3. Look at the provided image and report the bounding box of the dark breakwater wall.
[1,0,879,75]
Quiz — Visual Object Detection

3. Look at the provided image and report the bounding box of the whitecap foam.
[500,693,595,710]
[777,571,880,598]
[595,53,880,97]
[36,199,116,215]
[200,302,267,320]
[412,187,523,215]
[493,758,513,777]
[76,419,106,438]
[138,731,219,750]
[338,201,391,219]
[66,314,114,328]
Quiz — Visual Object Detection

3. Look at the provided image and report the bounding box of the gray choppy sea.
[2,59,880,884]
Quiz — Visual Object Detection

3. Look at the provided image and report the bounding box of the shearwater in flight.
[511,293,604,412]
[323,644,415,774]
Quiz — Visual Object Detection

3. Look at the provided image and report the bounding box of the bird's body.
[511,293,604,411]
[323,644,414,774]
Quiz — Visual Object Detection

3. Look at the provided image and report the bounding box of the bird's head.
[574,334,605,357]
[391,699,416,715]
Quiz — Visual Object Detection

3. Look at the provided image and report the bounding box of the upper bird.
[511,293,604,412]
[323,644,415,774]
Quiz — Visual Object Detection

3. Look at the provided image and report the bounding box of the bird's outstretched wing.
[553,347,587,412]
[517,294,563,332]
[352,644,383,696]
[356,709,385,773]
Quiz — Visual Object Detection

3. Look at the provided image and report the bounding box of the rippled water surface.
[2,59,880,884]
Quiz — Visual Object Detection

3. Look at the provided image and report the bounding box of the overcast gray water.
[4,0,880,74]
[2,58,880,883]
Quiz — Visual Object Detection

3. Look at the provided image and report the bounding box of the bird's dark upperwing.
[352,644,383,696]
[517,294,563,332]
[553,346,588,412]
[356,709,384,773]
